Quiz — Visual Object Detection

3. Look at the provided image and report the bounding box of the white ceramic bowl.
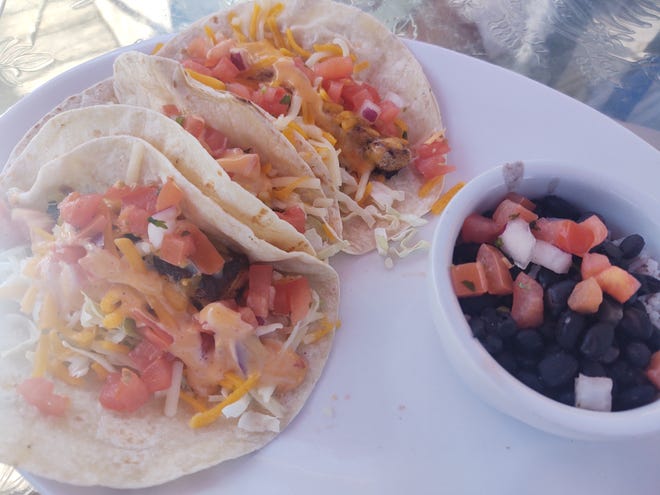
[428,160,660,440]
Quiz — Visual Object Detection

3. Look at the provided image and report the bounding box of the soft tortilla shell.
[0,104,315,256]
[0,136,339,488]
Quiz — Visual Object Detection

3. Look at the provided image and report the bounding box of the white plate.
[3,38,660,495]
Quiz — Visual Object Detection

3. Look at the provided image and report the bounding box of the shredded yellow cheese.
[147,296,177,331]
[32,332,49,377]
[353,60,370,73]
[99,341,131,355]
[51,361,85,387]
[249,3,262,40]
[151,42,163,54]
[185,68,226,90]
[114,237,147,273]
[301,101,314,125]
[218,371,244,391]
[189,373,260,428]
[313,43,343,56]
[70,327,96,348]
[302,317,335,344]
[20,285,38,315]
[228,12,248,42]
[204,25,217,45]
[38,292,59,330]
[431,181,465,215]
[272,176,308,200]
[91,362,109,380]
[279,47,295,57]
[418,175,445,198]
[321,222,337,242]
[102,310,123,329]
[357,182,373,206]
[286,28,310,57]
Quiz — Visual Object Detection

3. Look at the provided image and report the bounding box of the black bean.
[619,234,645,259]
[480,307,500,334]
[555,310,587,350]
[599,346,620,365]
[482,334,503,355]
[538,321,556,342]
[580,359,607,377]
[516,353,540,370]
[647,326,660,353]
[536,267,563,289]
[538,351,579,388]
[496,351,518,374]
[468,317,487,340]
[514,329,544,355]
[495,312,518,340]
[580,322,615,360]
[625,341,652,368]
[516,370,545,393]
[607,360,638,392]
[614,384,657,411]
[545,280,578,317]
[453,242,481,264]
[596,296,623,325]
[533,195,581,220]
[634,273,660,296]
[597,241,624,264]
[618,306,653,341]
[459,294,501,316]
[552,386,576,406]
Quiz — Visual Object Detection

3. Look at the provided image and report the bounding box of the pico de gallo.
[168,2,452,234]
[1,178,335,430]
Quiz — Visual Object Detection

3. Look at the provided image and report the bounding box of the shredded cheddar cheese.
[418,175,445,198]
[271,176,308,201]
[302,317,335,344]
[228,12,248,42]
[91,362,109,380]
[151,42,163,54]
[286,28,310,57]
[249,4,262,40]
[313,43,343,56]
[32,332,49,377]
[204,25,217,45]
[431,181,465,215]
[185,68,227,90]
[114,237,147,273]
[189,373,260,428]
[353,60,370,73]
[99,341,131,355]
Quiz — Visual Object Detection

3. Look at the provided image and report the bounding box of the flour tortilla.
[0,104,316,256]
[0,135,339,488]
[157,0,447,254]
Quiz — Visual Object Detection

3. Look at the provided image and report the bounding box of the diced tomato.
[341,82,380,111]
[77,213,109,239]
[246,264,273,319]
[116,204,150,238]
[375,119,403,138]
[579,214,608,251]
[314,56,354,80]
[412,156,455,181]
[595,266,641,303]
[129,339,163,372]
[417,136,450,159]
[376,100,400,125]
[451,262,488,297]
[533,218,594,256]
[580,252,611,279]
[181,58,213,76]
[140,356,173,393]
[99,368,151,413]
[183,115,206,139]
[260,339,307,392]
[273,276,311,324]
[156,178,185,211]
[175,221,225,275]
[105,184,158,212]
[17,377,69,416]
[159,232,196,267]
[201,126,228,158]
[131,308,175,350]
[567,277,603,314]
[460,214,504,244]
[476,244,513,295]
[255,86,290,117]
[325,79,344,103]
[186,37,209,60]
[492,199,538,228]
[210,56,240,82]
[511,272,544,329]
[162,104,180,118]
[58,192,103,229]
[226,82,253,100]
[645,351,660,389]
[275,206,307,234]
[503,192,536,211]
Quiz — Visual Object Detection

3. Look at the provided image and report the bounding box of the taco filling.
[169,2,452,227]
[1,178,334,431]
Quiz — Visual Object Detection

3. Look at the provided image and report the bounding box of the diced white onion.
[358,99,381,123]
[238,411,280,432]
[575,374,613,412]
[164,360,184,417]
[332,37,351,57]
[222,394,251,418]
[147,206,178,250]
[499,218,536,269]
[383,91,406,109]
[530,239,572,274]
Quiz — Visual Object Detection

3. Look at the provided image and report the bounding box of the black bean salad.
[451,192,660,412]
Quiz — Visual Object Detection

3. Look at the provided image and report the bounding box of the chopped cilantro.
[279,94,292,105]
[494,237,503,248]
[175,116,185,126]
[461,280,476,292]
[402,130,408,140]
[46,200,59,220]
[508,212,520,220]
[148,217,168,229]
[529,220,539,231]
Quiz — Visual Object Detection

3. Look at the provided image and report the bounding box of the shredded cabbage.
[237,411,280,433]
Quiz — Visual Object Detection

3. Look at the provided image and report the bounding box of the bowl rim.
[428,159,660,439]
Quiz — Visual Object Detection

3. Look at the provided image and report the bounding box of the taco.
[0,135,339,487]
[0,103,337,258]
[155,0,452,254]
[111,51,344,257]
